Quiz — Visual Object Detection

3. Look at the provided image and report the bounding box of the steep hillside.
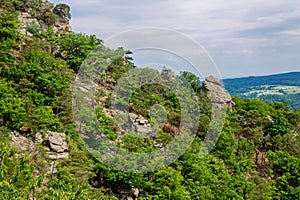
[0,1,299,199]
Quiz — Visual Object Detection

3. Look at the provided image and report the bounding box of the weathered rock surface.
[10,131,36,152]
[46,131,68,153]
[10,130,69,175]
[203,76,235,107]
[112,110,153,136]
[161,67,176,80]
[46,152,69,160]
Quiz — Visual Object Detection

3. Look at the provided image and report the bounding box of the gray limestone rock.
[112,110,153,137]
[203,76,235,107]
[10,131,36,152]
[46,131,68,153]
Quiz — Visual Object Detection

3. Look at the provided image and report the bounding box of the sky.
[50,0,300,78]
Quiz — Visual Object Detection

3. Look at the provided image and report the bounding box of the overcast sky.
[51,0,300,78]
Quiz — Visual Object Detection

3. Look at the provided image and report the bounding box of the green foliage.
[266,113,291,137]
[268,151,300,200]
[179,71,202,93]
[0,2,299,199]
[122,133,155,153]
[0,142,43,200]
[130,83,181,125]
[53,3,71,20]
[26,20,42,35]
[0,10,19,70]
[96,107,118,140]
[0,79,26,130]
[45,166,90,199]
[31,106,63,132]
[57,33,103,72]
[106,50,134,80]
[144,167,190,199]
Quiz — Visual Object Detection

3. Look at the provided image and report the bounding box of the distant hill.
[223,72,300,110]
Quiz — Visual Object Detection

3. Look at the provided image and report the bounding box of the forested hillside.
[223,72,300,110]
[0,1,299,199]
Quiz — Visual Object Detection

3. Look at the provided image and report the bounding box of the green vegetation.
[0,1,299,199]
[53,3,71,21]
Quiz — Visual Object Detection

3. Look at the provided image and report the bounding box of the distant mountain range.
[223,72,300,110]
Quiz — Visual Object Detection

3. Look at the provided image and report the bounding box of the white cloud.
[50,0,300,78]
[276,28,300,36]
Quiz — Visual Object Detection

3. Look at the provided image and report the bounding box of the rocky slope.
[11,130,69,175]
[4,1,299,200]
[2,0,72,37]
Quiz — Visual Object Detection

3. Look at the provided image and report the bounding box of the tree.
[266,113,291,137]
[0,79,26,130]
[0,10,19,75]
[57,33,103,72]
[0,142,42,200]
[268,151,300,200]
[179,71,202,93]
[53,3,71,21]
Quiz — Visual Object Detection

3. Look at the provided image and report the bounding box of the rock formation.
[45,131,68,153]
[11,131,36,152]
[129,112,152,136]
[17,0,72,37]
[10,130,69,174]
[112,110,153,137]
[203,76,235,107]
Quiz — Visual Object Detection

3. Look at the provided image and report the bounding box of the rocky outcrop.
[17,0,72,37]
[45,131,68,153]
[112,110,153,137]
[10,130,69,174]
[40,131,69,174]
[18,12,40,37]
[203,76,235,107]
[35,132,43,144]
[11,131,36,152]
[161,67,176,80]
[52,17,72,35]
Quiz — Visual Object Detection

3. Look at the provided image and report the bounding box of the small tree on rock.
[53,4,71,22]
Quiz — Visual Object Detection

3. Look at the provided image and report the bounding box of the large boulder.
[203,76,235,107]
[10,130,69,175]
[46,131,68,153]
[11,131,69,154]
